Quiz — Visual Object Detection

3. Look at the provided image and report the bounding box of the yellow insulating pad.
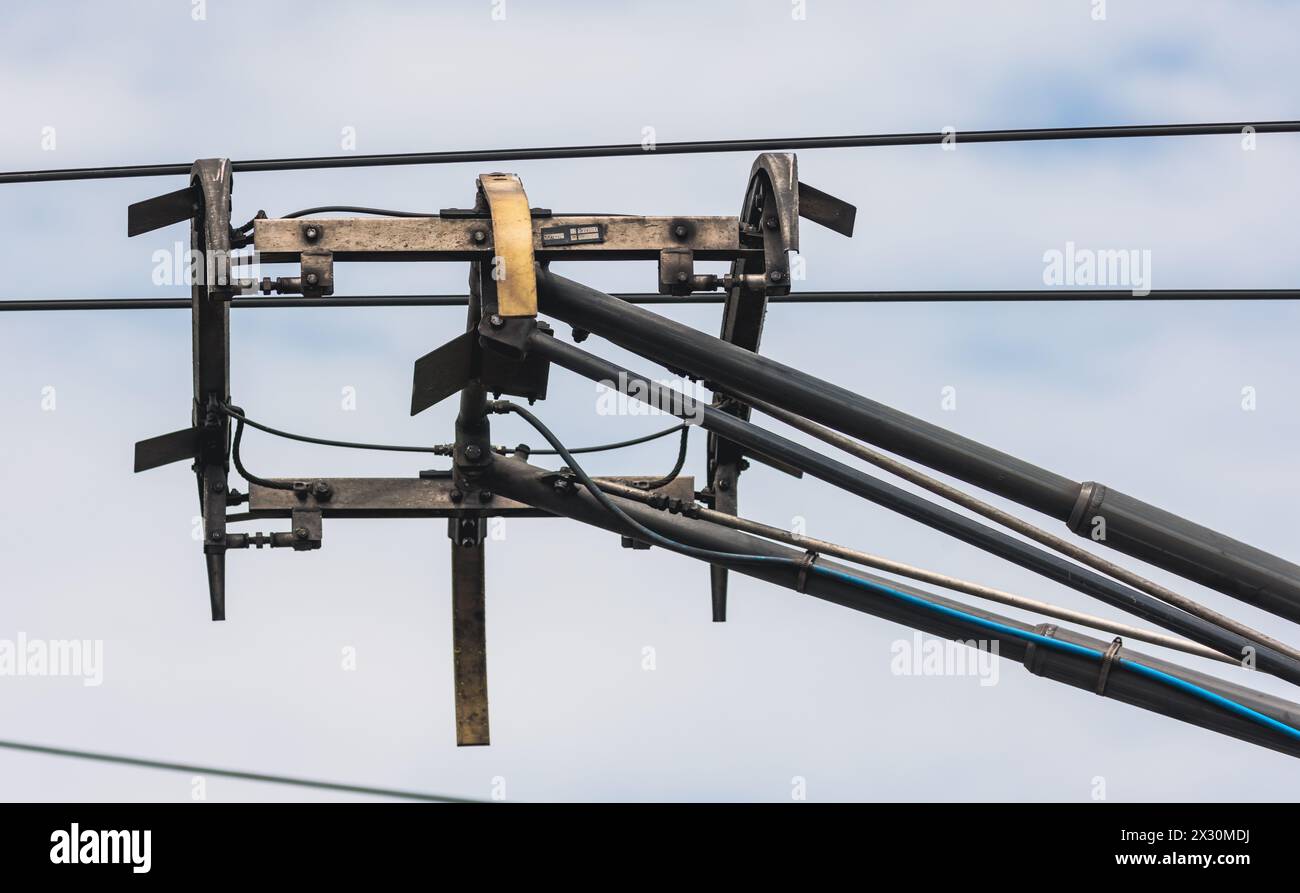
[479,173,538,317]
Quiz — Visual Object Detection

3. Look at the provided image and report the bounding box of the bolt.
[764,216,778,230]
[305,272,318,286]
[210,482,224,494]
[463,444,484,461]
[673,224,688,238]
[553,478,572,494]
[303,225,321,242]
[295,527,308,540]
[313,481,332,498]
[472,229,488,243]
[768,270,785,282]
[209,531,223,542]
[676,271,689,282]
[479,490,493,503]
[717,478,731,492]
[450,489,464,503]
[572,328,590,343]
[489,314,505,328]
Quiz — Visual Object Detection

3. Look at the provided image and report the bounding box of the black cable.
[520,422,686,456]
[0,737,477,803]
[634,424,690,489]
[490,401,792,569]
[283,205,439,219]
[222,403,684,469]
[7,289,1300,313]
[230,411,295,491]
[233,206,639,235]
[221,404,442,455]
[278,207,634,219]
[5,120,1298,184]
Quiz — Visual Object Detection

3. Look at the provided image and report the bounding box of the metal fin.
[797,181,857,237]
[133,426,197,472]
[127,185,199,237]
[205,551,226,622]
[410,331,475,416]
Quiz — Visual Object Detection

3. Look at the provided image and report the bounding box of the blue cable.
[810,565,1300,745]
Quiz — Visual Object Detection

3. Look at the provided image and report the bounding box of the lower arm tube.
[486,455,1300,759]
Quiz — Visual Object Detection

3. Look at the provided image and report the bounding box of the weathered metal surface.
[253,215,747,263]
[192,158,234,622]
[247,477,538,518]
[246,475,694,518]
[450,537,490,746]
[599,475,695,502]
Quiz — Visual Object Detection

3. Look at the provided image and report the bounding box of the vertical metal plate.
[451,538,490,746]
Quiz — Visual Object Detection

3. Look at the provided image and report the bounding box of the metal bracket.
[704,154,856,621]
[299,250,334,298]
[705,155,796,621]
[129,159,235,621]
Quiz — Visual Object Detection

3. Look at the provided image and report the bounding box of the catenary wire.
[3,119,1299,184]
[6,290,1300,312]
[0,738,478,803]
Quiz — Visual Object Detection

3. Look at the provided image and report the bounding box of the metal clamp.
[1096,637,1124,695]
[477,173,537,318]
[796,550,820,592]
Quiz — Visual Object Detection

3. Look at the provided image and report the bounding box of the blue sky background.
[3,0,1300,801]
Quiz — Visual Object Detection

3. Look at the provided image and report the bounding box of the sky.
[3,0,1300,802]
